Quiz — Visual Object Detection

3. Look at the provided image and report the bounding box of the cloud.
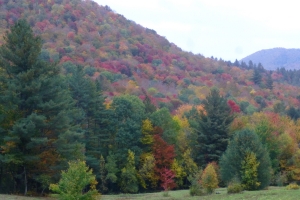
[200,0,300,31]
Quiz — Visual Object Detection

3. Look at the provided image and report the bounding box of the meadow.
[1,187,299,200]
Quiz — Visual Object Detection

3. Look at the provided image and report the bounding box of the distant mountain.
[241,48,300,70]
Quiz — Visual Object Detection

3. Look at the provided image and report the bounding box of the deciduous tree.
[220,129,271,190]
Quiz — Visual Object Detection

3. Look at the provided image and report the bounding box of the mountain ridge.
[241,47,300,70]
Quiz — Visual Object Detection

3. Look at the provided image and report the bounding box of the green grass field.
[1,187,300,200]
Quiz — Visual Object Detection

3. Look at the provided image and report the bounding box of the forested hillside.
[1,0,300,112]
[1,0,300,197]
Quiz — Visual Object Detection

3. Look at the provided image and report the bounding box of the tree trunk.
[24,166,27,196]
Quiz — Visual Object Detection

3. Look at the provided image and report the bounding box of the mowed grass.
[0,195,54,200]
[1,187,300,200]
[102,187,300,200]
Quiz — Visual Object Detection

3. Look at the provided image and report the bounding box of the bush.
[49,160,99,200]
[286,183,299,190]
[201,163,218,194]
[188,169,203,196]
[274,172,287,186]
[189,184,203,196]
[227,179,243,194]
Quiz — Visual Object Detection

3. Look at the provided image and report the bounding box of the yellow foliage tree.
[241,152,261,190]
[120,150,139,193]
[141,119,154,146]
[138,153,157,189]
[201,163,218,194]
[171,159,186,187]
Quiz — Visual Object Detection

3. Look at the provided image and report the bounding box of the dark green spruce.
[188,88,234,168]
[0,19,84,194]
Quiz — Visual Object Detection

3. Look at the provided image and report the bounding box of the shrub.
[227,179,243,194]
[188,169,203,196]
[189,184,203,196]
[49,160,99,200]
[274,172,287,186]
[286,183,299,190]
[201,163,218,194]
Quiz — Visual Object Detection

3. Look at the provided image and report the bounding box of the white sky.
[94,0,300,62]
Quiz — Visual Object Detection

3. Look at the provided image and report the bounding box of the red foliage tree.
[152,129,176,189]
[227,100,241,113]
[160,167,176,191]
[67,31,75,40]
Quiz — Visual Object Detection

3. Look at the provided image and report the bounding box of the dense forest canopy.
[0,0,300,197]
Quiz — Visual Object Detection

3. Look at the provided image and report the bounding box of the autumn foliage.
[2,0,300,196]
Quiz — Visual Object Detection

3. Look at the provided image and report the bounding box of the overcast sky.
[94,0,300,62]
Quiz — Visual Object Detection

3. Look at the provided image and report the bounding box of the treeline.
[0,20,232,195]
[1,20,300,197]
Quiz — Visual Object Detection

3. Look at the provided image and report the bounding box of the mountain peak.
[241,48,300,70]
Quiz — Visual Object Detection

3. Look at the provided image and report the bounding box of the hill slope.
[1,0,300,112]
[241,48,300,70]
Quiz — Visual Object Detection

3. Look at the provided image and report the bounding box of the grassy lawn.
[0,194,54,200]
[101,187,300,200]
[1,187,300,200]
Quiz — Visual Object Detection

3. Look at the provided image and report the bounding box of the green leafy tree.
[49,160,99,200]
[220,129,271,190]
[273,101,286,114]
[105,153,119,192]
[111,95,145,164]
[0,19,84,194]
[254,120,280,171]
[150,108,180,145]
[120,150,139,193]
[190,89,234,167]
[286,106,300,120]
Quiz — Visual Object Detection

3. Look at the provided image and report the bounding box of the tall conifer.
[192,89,234,167]
[0,19,84,194]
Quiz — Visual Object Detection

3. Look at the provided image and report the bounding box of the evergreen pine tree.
[65,64,112,178]
[252,68,262,85]
[192,89,234,167]
[142,89,156,115]
[266,73,273,90]
[0,19,84,194]
[233,59,240,67]
[248,60,254,68]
